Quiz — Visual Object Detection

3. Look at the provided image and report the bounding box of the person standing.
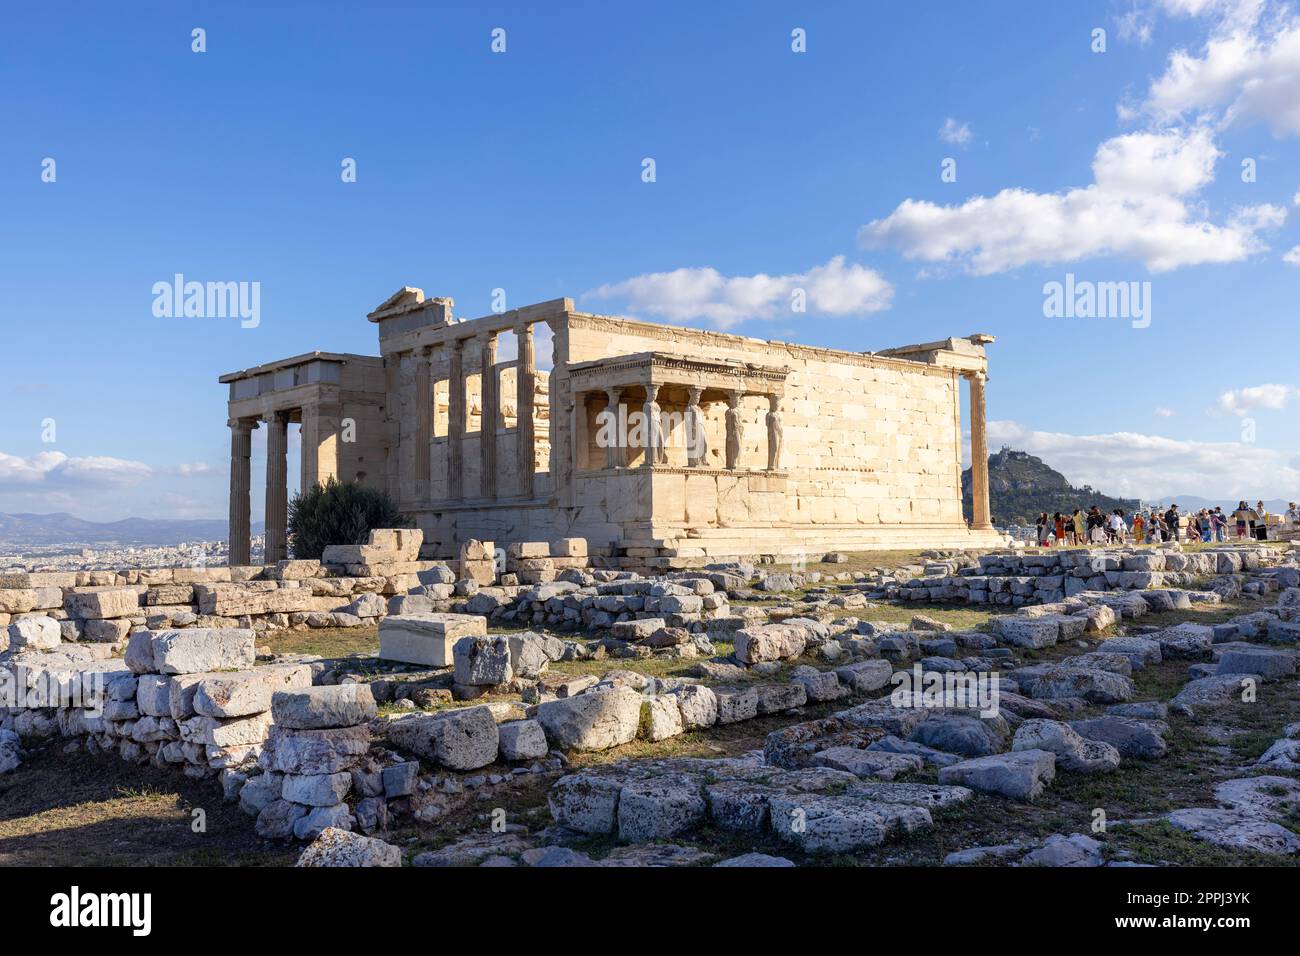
[1071,509,1085,545]
[1234,501,1250,540]
[1132,510,1145,545]
[1256,501,1270,540]
[1165,504,1181,544]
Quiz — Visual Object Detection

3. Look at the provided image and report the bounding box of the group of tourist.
[1032,501,1300,548]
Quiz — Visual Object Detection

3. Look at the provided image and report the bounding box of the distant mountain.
[962,448,1140,527]
[0,513,260,549]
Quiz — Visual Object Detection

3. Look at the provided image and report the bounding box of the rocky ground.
[3,546,1296,867]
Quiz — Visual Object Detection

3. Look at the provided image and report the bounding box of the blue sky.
[1,0,1298,522]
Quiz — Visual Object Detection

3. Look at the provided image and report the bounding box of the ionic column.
[516,322,536,497]
[227,418,254,566]
[967,371,993,530]
[724,390,742,470]
[604,386,622,469]
[264,411,289,563]
[480,332,498,498]
[685,387,706,467]
[414,347,432,502]
[448,338,465,500]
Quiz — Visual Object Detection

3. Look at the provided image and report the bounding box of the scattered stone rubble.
[5,534,1299,865]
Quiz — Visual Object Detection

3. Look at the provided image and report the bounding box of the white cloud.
[585,255,893,329]
[175,462,211,477]
[1117,7,1156,45]
[1217,382,1300,413]
[1144,1,1300,136]
[1283,243,1300,262]
[1155,406,1176,416]
[0,451,152,490]
[861,127,1282,274]
[939,117,973,146]
[988,419,1300,498]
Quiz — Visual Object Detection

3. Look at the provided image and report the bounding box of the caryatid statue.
[685,386,707,466]
[724,391,742,470]
[644,384,668,465]
[766,394,783,471]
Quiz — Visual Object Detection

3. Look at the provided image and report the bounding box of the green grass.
[257,625,380,660]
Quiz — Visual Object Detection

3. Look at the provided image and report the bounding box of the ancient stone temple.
[221,287,1003,567]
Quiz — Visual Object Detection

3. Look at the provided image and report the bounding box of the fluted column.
[516,322,535,497]
[448,339,465,500]
[480,332,498,498]
[264,411,289,563]
[967,371,993,530]
[414,347,432,503]
[228,418,254,566]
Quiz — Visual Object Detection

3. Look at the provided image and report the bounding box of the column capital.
[227,417,256,432]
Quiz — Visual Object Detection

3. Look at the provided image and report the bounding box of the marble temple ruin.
[220,288,1004,567]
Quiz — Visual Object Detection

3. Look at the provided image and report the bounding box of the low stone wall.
[0,530,609,655]
[894,546,1283,606]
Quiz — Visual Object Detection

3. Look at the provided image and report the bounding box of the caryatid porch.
[566,351,790,474]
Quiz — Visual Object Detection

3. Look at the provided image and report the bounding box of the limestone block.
[149,628,256,675]
[0,589,40,614]
[507,542,550,559]
[194,665,315,719]
[181,711,273,748]
[938,750,1057,801]
[498,719,549,761]
[551,537,588,558]
[378,614,486,667]
[386,706,499,770]
[135,675,173,717]
[64,587,140,619]
[282,771,353,807]
[145,584,196,606]
[271,684,377,729]
[83,618,132,643]
[260,725,371,775]
[199,584,316,617]
[536,687,642,751]
[8,616,61,650]
[734,623,807,664]
[453,635,513,687]
[296,828,401,867]
[639,695,684,741]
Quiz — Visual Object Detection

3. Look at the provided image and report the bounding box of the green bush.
[288,477,411,560]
